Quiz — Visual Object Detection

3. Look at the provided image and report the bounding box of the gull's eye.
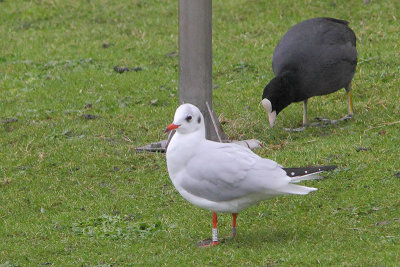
[185,115,192,122]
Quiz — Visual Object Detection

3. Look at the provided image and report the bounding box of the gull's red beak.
[164,123,180,133]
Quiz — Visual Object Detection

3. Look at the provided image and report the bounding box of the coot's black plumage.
[261,17,358,127]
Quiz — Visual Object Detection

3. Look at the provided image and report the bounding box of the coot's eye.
[186,115,192,122]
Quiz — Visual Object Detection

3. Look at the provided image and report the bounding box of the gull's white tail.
[279,184,317,195]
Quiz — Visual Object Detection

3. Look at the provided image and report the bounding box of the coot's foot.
[284,126,307,132]
[284,115,353,131]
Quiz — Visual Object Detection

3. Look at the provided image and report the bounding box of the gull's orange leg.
[212,212,218,246]
[232,213,237,237]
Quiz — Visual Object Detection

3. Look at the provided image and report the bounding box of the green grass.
[1,0,400,265]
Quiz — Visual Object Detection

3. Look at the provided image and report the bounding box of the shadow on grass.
[221,224,321,248]
[247,229,292,244]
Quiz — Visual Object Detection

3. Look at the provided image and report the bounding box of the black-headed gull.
[165,103,334,246]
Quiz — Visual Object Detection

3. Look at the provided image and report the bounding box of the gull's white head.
[165,103,205,135]
[262,98,277,127]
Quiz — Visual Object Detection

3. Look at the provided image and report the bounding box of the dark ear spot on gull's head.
[198,116,201,123]
[171,103,205,135]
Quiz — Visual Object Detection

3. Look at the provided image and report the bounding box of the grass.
[1,0,400,265]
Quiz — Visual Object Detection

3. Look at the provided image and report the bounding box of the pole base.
[136,138,261,153]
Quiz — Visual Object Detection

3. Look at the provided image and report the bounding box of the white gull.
[165,103,328,246]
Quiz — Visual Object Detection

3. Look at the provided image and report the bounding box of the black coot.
[261,17,357,127]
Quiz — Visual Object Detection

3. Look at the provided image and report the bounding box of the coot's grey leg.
[286,87,354,131]
[310,85,354,127]
[303,99,308,126]
[284,100,308,132]
[345,83,353,118]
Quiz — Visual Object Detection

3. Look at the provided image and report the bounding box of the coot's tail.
[321,17,349,26]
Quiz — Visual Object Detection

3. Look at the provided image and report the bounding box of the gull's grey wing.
[180,142,291,202]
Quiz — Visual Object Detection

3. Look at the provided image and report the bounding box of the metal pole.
[179,0,227,141]
[136,1,261,152]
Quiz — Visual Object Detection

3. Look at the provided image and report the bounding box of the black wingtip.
[283,165,337,177]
